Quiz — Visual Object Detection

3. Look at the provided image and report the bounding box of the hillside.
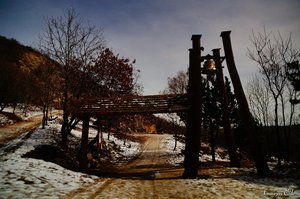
[0,35,48,71]
[0,36,59,108]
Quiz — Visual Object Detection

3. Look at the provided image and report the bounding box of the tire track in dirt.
[61,178,114,199]
[89,178,115,198]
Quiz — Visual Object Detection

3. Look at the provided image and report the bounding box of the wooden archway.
[70,31,269,178]
[71,94,191,169]
[70,36,203,178]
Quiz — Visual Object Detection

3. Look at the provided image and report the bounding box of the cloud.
[1,0,299,94]
[92,0,300,94]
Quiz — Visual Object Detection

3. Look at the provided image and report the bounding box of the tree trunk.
[45,105,49,126]
[274,98,281,167]
[0,103,6,112]
[280,93,288,162]
[286,102,295,162]
[221,31,270,176]
[61,78,69,146]
[42,104,46,129]
[173,119,178,151]
[60,112,69,146]
[174,134,178,151]
[210,125,216,162]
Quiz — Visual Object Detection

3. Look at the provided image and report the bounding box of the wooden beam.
[183,34,202,179]
[71,94,189,117]
[213,48,240,167]
[79,116,90,170]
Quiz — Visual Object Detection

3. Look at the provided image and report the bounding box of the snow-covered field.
[0,123,98,198]
[0,113,300,198]
[0,118,141,199]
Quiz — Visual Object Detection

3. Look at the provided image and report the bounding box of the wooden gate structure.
[71,33,202,178]
[71,31,270,179]
[72,94,192,172]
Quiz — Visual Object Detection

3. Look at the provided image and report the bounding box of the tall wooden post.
[79,115,90,170]
[220,31,270,176]
[183,35,202,178]
[213,48,240,167]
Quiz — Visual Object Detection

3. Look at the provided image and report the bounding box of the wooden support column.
[213,48,240,167]
[220,31,270,176]
[79,115,90,170]
[183,35,202,178]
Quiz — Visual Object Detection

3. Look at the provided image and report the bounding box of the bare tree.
[31,58,60,129]
[163,69,188,124]
[285,60,300,161]
[165,70,188,94]
[247,28,299,166]
[247,75,272,126]
[162,70,188,150]
[39,8,106,145]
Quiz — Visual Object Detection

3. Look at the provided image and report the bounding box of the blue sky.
[1,0,300,94]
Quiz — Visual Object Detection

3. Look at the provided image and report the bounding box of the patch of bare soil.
[0,110,61,146]
[0,115,43,146]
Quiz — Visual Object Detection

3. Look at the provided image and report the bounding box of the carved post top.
[191,35,202,50]
[220,31,231,37]
[191,34,202,40]
[212,48,221,54]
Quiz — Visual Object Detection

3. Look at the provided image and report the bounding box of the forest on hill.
[0,35,59,110]
[0,33,143,129]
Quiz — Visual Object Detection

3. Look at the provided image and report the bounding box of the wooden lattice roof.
[71,94,189,116]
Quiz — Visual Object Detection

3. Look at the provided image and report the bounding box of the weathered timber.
[220,31,270,176]
[183,35,202,179]
[71,94,189,116]
[79,116,90,170]
[213,48,240,167]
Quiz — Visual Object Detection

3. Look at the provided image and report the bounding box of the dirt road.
[0,111,61,146]
[0,115,43,145]
[120,134,173,177]
[63,134,203,199]
[63,134,297,199]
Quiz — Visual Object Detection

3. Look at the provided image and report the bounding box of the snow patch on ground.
[3,105,43,120]
[162,135,230,166]
[0,117,141,198]
[71,123,140,164]
[0,122,99,199]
